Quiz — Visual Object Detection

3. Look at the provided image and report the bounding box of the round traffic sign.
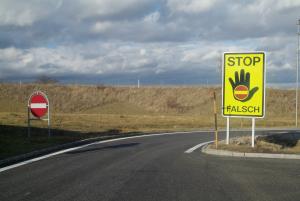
[234,85,249,101]
[29,92,48,118]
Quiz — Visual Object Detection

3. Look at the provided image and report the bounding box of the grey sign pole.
[27,105,31,138]
[48,99,51,137]
[297,19,300,128]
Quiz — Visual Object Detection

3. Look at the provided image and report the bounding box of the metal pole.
[48,102,51,137]
[226,117,230,144]
[213,91,218,149]
[297,19,300,128]
[27,106,31,138]
[251,118,255,148]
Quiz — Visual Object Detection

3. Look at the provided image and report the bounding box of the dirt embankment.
[0,83,295,117]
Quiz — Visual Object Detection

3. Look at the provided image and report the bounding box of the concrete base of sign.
[202,143,300,160]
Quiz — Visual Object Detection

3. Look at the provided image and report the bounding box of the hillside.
[0,83,297,132]
[0,84,216,114]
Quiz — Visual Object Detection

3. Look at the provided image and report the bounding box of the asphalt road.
[1,131,300,201]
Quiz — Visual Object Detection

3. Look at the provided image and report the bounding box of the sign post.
[222,52,265,147]
[28,91,50,137]
[213,91,218,149]
[226,117,230,144]
[252,118,255,147]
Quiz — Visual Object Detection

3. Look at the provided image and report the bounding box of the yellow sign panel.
[222,52,265,117]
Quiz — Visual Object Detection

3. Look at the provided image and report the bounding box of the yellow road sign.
[222,52,265,117]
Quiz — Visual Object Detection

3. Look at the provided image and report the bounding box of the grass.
[210,134,300,154]
[0,125,82,160]
[0,83,299,160]
[0,124,142,160]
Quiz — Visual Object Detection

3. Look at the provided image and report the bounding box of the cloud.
[75,0,153,19]
[91,21,112,33]
[0,40,266,79]
[0,0,62,26]
[0,0,299,84]
[144,11,160,23]
[167,0,217,14]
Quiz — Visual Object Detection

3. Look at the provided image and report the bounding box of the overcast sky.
[0,0,299,85]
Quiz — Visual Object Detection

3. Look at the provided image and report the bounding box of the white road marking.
[0,130,212,173]
[184,140,214,153]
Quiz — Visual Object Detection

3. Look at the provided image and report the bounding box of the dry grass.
[0,112,215,133]
[0,83,297,133]
[210,135,300,154]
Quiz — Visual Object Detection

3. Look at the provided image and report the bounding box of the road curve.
[1,131,300,201]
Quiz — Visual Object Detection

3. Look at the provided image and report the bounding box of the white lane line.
[0,130,212,173]
[184,140,214,153]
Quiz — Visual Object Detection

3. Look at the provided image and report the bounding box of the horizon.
[1,79,298,90]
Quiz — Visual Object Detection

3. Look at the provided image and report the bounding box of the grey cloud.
[1,0,299,45]
[0,0,299,84]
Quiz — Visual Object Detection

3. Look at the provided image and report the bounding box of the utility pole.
[296,19,300,127]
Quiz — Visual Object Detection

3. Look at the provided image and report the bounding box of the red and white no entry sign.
[27,91,51,137]
[28,91,49,118]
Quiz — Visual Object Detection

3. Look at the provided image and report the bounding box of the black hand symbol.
[228,69,258,102]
